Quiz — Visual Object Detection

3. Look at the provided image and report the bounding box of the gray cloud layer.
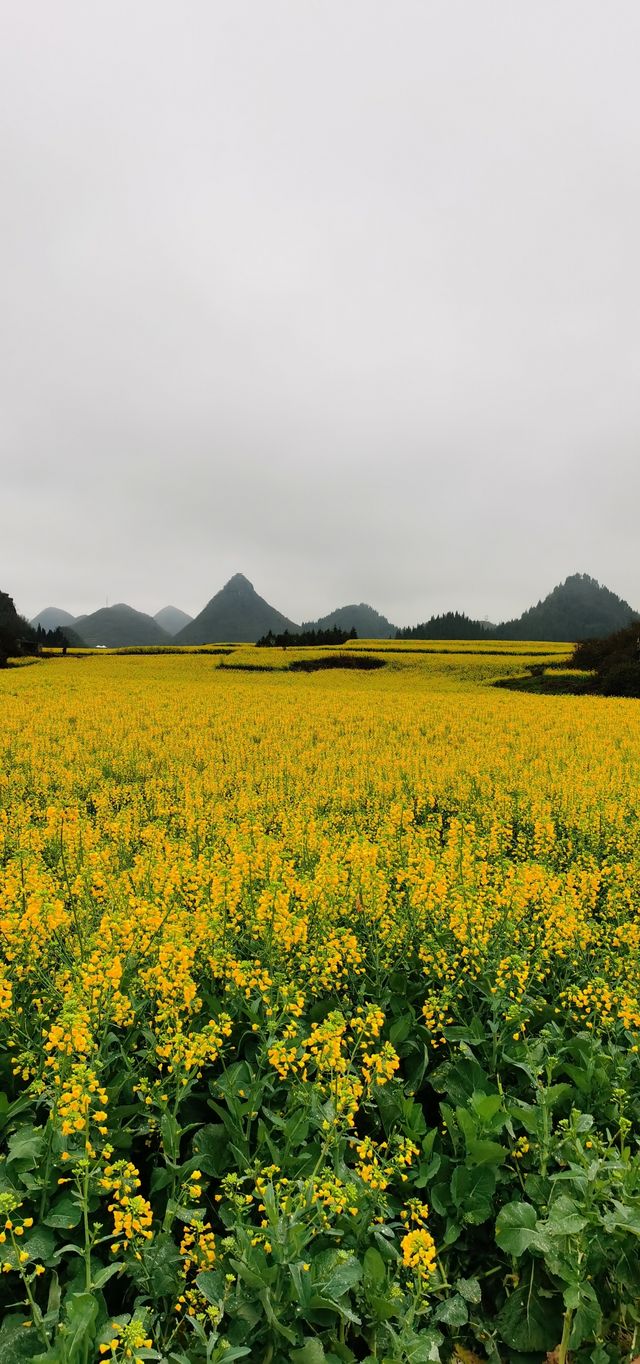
[2,1,639,625]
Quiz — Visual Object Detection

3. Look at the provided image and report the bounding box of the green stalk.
[11,1232,49,1350]
[557,1306,573,1364]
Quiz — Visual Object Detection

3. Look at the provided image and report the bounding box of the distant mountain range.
[27,572,639,647]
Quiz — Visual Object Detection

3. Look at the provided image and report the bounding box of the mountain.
[31,606,77,631]
[301,603,395,639]
[177,574,300,644]
[78,604,173,648]
[494,574,638,642]
[154,605,193,636]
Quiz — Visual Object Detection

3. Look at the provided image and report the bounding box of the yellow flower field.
[0,650,639,1362]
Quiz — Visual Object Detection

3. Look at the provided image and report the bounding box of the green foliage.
[257,627,357,647]
[397,612,491,641]
[0,589,35,664]
[573,622,640,696]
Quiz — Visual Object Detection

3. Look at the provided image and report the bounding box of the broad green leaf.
[92,1262,123,1290]
[497,1284,561,1353]
[0,1313,43,1361]
[495,1201,538,1256]
[470,1092,503,1123]
[195,1268,225,1305]
[323,1257,362,1299]
[465,1138,505,1167]
[389,1014,413,1047]
[363,1247,386,1289]
[567,1284,602,1348]
[43,1193,82,1230]
[433,1293,468,1326]
[404,1328,444,1362]
[291,1341,327,1364]
[132,1234,182,1296]
[60,1292,98,1361]
[24,1227,56,1264]
[7,1126,44,1167]
[455,1276,481,1304]
[450,1165,495,1223]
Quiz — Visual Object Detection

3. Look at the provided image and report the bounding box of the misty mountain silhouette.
[154,605,193,636]
[493,574,638,641]
[14,571,640,648]
[176,574,300,644]
[302,603,395,638]
[31,607,77,631]
[76,604,172,648]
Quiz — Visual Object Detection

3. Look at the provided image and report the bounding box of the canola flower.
[0,649,639,1358]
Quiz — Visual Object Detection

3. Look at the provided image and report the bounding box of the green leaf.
[404,1328,443,1362]
[390,1015,413,1047]
[134,1234,182,1297]
[24,1227,56,1264]
[291,1341,327,1364]
[455,1276,481,1304]
[450,1165,495,1223]
[7,1125,44,1168]
[45,1270,61,1325]
[160,1112,180,1162]
[92,1262,123,1290]
[192,1123,230,1175]
[323,1257,362,1299]
[43,1193,82,1229]
[433,1293,468,1326]
[0,1313,43,1361]
[497,1284,561,1352]
[511,1101,542,1137]
[431,1057,490,1103]
[60,1292,98,1361]
[195,1269,224,1305]
[541,1083,572,1110]
[363,1247,386,1289]
[495,1201,538,1256]
[455,1106,477,1144]
[470,1092,503,1123]
[465,1138,505,1167]
[546,1213,588,1236]
[568,1284,602,1348]
[230,1256,266,1289]
[545,1195,588,1237]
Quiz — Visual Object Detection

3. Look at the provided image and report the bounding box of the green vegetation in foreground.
[0,653,639,1360]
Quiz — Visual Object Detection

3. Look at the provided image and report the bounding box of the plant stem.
[558,1306,573,1364]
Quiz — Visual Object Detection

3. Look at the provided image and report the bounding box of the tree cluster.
[257,626,358,647]
[0,590,34,665]
[397,612,491,640]
[573,623,640,696]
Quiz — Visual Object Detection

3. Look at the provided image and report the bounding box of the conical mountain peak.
[177,575,299,644]
[223,573,254,592]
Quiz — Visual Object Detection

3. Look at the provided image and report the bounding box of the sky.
[2,2,640,628]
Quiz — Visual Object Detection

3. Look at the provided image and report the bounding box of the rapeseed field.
[0,650,639,1363]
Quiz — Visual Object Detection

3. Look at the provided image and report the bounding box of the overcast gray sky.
[2,1,639,627]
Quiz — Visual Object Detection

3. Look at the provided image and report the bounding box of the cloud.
[2,1,640,623]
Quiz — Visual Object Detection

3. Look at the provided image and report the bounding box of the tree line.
[256,626,358,647]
